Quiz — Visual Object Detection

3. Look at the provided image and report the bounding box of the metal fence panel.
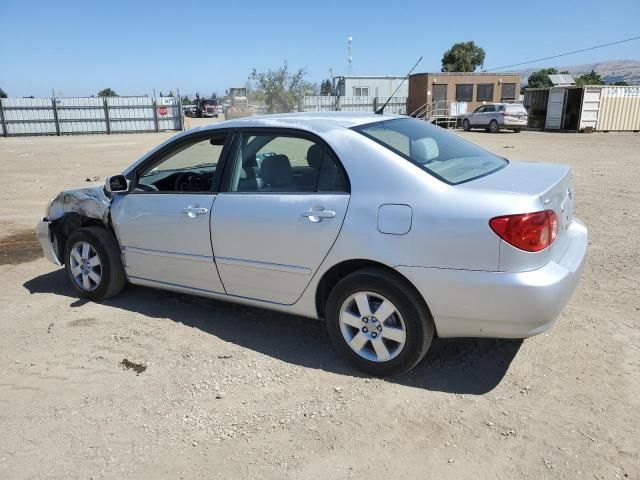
[302,96,407,114]
[0,96,183,137]
[156,100,181,131]
[57,97,107,134]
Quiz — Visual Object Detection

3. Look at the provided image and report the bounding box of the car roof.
[193,111,403,132]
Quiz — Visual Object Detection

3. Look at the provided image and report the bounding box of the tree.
[575,70,604,86]
[320,79,332,95]
[97,88,117,97]
[612,80,628,86]
[249,61,315,113]
[181,96,192,105]
[527,68,558,88]
[0,87,7,98]
[441,41,485,72]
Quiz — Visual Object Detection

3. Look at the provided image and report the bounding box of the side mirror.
[105,175,128,193]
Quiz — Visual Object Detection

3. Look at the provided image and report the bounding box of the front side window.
[353,118,507,185]
[227,132,348,193]
[455,84,473,102]
[476,83,494,101]
[134,134,227,192]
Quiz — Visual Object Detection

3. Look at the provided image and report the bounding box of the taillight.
[489,210,558,252]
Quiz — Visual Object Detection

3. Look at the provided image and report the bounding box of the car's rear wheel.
[462,119,471,131]
[325,268,434,376]
[513,129,522,133]
[64,227,126,301]
[489,120,500,133]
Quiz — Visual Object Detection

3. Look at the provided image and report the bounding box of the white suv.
[462,103,528,133]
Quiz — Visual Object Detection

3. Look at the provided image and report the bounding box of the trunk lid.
[460,160,574,264]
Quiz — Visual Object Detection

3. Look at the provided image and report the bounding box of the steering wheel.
[174,172,207,192]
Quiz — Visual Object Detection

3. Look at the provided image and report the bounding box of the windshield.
[353,118,508,184]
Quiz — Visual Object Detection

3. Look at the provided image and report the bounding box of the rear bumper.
[36,218,62,265]
[396,218,587,338]
[502,119,527,128]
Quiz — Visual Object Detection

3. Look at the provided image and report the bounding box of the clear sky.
[1,0,639,97]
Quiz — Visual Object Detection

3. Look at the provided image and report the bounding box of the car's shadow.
[24,270,522,394]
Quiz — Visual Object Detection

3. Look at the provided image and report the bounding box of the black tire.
[64,226,126,301]
[325,268,435,377]
[462,119,471,132]
[512,129,521,133]
[489,120,500,133]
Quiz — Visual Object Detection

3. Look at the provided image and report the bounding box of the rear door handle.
[301,208,336,222]
[183,206,209,218]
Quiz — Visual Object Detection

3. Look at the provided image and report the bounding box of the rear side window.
[227,132,348,193]
[353,118,507,185]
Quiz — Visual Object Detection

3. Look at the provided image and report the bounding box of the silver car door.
[482,104,496,126]
[210,130,350,305]
[111,132,231,293]
[471,105,485,126]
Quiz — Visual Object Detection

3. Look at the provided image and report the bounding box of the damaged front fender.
[46,184,112,224]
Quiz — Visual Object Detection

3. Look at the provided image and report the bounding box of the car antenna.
[375,56,423,115]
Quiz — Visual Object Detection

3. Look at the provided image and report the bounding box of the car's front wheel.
[325,268,435,376]
[64,226,126,301]
[462,119,471,131]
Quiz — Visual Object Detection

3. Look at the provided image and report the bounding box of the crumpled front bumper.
[36,218,61,265]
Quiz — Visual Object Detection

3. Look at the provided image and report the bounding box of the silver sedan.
[36,113,587,376]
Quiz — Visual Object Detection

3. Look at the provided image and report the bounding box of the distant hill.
[517,60,640,86]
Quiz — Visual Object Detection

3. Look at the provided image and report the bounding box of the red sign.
[158,106,168,116]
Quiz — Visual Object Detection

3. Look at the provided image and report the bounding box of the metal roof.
[548,74,576,86]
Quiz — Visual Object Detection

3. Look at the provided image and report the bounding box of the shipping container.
[522,85,640,132]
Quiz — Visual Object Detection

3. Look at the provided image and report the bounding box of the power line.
[483,35,640,71]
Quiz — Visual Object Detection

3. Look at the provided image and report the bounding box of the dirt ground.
[0,124,639,479]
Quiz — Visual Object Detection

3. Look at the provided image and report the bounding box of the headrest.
[261,154,293,186]
[306,144,324,169]
[411,137,440,163]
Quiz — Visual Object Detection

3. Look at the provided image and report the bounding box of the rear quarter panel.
[288,128,541,317]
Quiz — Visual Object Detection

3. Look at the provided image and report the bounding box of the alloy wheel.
[338,291,407,362]
[69,241,102,291]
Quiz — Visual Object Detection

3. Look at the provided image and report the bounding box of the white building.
[333,75,408,98]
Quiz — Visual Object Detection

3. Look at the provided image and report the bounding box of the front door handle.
[301,208,336,223]
[183,205,209,218]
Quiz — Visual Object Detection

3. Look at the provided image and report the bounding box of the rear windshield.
[353,118,507,185]
[504,104,527,114]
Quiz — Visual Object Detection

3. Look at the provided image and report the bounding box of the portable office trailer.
[333,76,408,99]
[523,85,640,132]
[408,72,521,115]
